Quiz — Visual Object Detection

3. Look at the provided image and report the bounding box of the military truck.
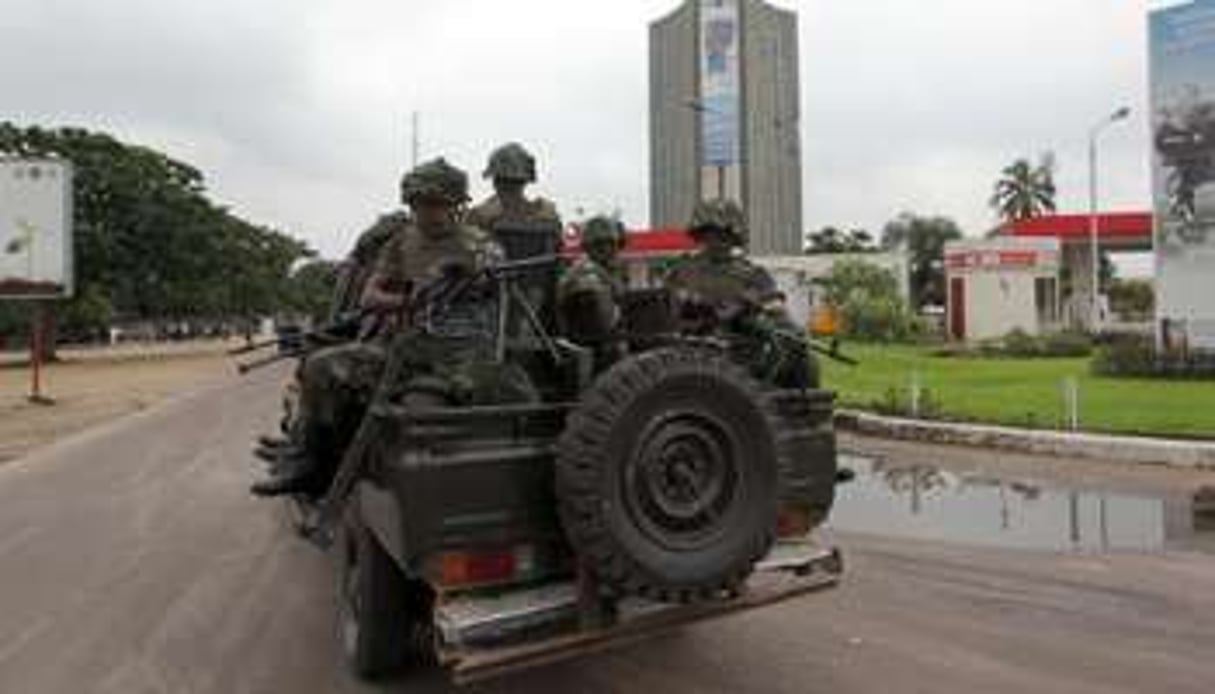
[251,244,843,685]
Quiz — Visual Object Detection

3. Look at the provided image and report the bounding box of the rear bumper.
[435,539,843,684]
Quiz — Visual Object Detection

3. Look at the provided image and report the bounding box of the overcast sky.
[0,0,1185,260]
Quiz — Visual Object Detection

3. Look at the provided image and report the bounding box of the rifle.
[231,311,366,374]
[680,291,859,368]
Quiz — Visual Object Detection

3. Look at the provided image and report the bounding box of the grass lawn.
[821,343,1215,440]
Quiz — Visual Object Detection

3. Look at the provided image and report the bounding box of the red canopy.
[1005,213,1153,250]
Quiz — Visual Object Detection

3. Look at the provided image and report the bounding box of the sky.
[0,0,1187,264]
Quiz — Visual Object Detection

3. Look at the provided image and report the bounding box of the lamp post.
[1087,106,1131,332]
[684,99,727,200]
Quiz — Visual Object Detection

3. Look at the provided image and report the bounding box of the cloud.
[0,0,1173,258]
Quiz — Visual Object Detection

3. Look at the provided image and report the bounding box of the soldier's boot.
[258,434,290,449]
[250,451,320,497]
[254,440,304,463]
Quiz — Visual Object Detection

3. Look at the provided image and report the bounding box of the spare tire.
[556,347,784,603]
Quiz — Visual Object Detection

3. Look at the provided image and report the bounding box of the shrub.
[820,259,921,343]
[1002,329,1041,357]
[1041,331,1093,358]
[1092,334,1156,377]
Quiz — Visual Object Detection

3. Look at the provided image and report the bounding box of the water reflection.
[829,455,1215,554]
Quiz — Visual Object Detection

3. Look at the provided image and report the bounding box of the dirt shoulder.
[0,340,243,464]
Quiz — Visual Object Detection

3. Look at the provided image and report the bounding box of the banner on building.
[699,0,741,167]
[1151,0,1215,349]
[0,159,74,299]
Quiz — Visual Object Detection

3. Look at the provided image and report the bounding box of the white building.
[944,238,1062,342]
[756,252,911,329]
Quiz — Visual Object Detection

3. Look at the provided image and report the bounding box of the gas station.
[1005,212,1154,331]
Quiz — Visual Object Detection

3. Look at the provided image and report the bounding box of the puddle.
[828,454,1215,554]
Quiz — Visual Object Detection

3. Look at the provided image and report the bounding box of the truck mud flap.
[439,542,843,685]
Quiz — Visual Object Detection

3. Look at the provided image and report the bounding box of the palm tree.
[990,154,1058,223]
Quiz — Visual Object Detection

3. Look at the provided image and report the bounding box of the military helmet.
[483,142,537,183]
[400,158,470,206]
[689,198,748,246]
[581,215,626,248]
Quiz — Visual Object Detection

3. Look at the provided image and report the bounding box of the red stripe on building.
[563,228,698,256]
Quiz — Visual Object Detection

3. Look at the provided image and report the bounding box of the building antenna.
[410,111,420,168]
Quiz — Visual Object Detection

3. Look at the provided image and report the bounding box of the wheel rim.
[623,410,740,551]
[339,528,362,656]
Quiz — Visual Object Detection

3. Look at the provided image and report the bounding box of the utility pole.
[1087,106,1131,332]
[411,111,420,168]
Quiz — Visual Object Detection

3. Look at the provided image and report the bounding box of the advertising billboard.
[0,159,74,299]
[1150,0,1215,349]
[699,0,741,168]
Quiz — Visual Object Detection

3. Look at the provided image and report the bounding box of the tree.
[990,154,1058,223]
[880,213,963,309]
[817,259,919,342]
[288,259,341,324]
[804,227,877,254]
[0,123,315,347]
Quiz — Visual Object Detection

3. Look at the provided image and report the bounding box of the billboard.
[1150,0,1215,349]
[699,0,741,168]
[0,159,74,299]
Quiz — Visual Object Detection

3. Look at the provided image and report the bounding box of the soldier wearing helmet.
[558,215,628,368]
[664,199,820,389]
[466,143,562,254]
[253,158,505,497]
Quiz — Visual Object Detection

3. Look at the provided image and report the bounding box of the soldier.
[329,210,410,321]
[466,142,562,253]
[254,210,408,458]
[664,199,820,390]
[557,215,628,369]
[252,158,505,497]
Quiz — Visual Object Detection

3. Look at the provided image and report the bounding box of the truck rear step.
[436,540,843,684]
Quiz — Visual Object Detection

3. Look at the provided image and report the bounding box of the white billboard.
[1150,0,1215,350]
[0,159,74,299]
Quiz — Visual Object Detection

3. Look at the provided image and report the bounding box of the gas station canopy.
[1004,213,1153,251]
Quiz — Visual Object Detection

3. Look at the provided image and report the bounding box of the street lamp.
[684,98,727,200]
[1087,106,1131,332]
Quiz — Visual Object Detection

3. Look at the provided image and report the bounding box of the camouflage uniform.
[465,194,561,234]
[253,159,527,497]
[665,200,820,390]
[466,143,563,252]
[328,211,410,321]
[300,219,503,461]
[558,216,627,369]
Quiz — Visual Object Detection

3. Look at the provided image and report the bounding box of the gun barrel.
[237,351,301,375]
[227,339,281,356]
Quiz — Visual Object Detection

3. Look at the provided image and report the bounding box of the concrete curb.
[835,410,1215,471]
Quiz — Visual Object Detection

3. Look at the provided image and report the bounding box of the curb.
[835,410,1215,471]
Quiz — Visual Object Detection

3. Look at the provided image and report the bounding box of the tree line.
[0,124,335,348]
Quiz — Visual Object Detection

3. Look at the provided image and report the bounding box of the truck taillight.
[777,504,813,539]
[435,545,538,590]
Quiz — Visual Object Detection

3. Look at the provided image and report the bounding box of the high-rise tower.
[650,0,803,255]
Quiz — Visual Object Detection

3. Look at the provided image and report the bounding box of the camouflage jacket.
[466,194,560,230]
[557,257,624,304]
[557,257,626,351]
[329,211,410,320]
[663,252,782,309]
[372,221,498,289]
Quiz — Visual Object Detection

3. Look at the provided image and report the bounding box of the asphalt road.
[1,370,1213,693]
